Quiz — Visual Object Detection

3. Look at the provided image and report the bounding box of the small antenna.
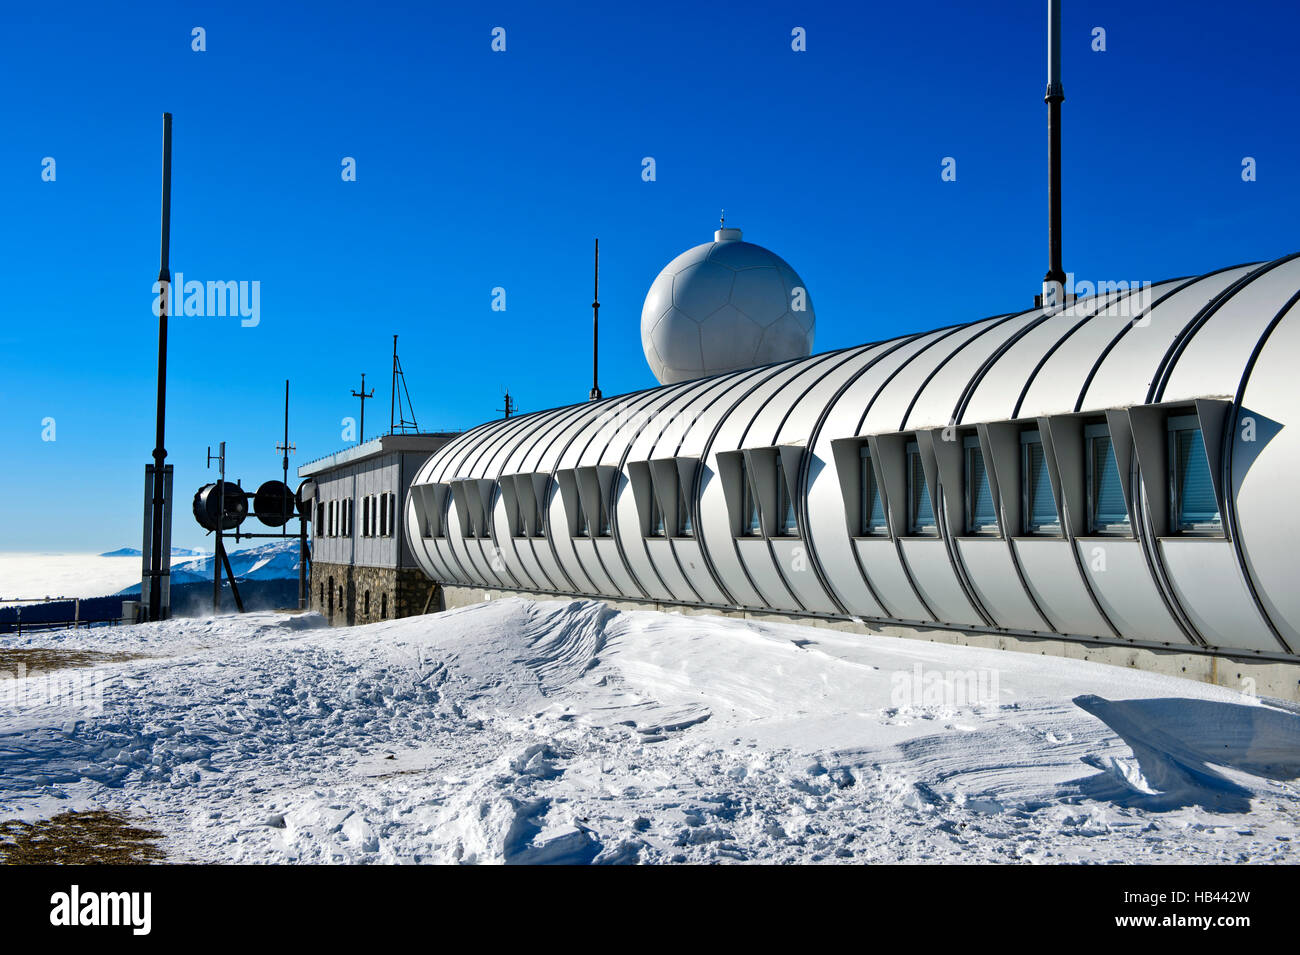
[277,380,295,531]
[350,373,374,442]
[390,335,420,434]
[498,389,518,419]
[589,238,602,401]
[720,209,725,230]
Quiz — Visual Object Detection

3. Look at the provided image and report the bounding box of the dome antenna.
[1038,0,1073,309]
[589,238,602,401]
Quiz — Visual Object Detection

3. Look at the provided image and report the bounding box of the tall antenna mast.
[1041,0,1068,308]
[390,334,420,434]
[142,111,174,622]
[589,238,602,401]
[351,373,374,442]
[498,389,517,419]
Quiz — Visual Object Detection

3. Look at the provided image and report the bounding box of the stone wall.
[310,561,440,626]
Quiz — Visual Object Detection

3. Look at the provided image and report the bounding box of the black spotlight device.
[193,480,248,531]
[253,480,295,527]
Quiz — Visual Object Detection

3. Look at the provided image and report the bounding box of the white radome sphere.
[640,227,815,384]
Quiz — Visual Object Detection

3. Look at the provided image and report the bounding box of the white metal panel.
[1161,257,1300,402]
[1012,539,1110,636]
[1159,540,1279,653]
[769,538,837,613]
[898,539,981,627]
[865,320,999,434]
[906,314,1036,429]
[1233,303,1300,648]
[736,538,799,610]
[668,539,728,604]
[1068,540,1183,643]
[1080,266,1252,411]
[1017,279,1185,417]
[853,539,932,622]
[956,539,1049,631]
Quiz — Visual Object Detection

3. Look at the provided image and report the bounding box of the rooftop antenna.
[589,239,602,401]
[276,380,295,533]
[142,111,175,622]
[498,389,518,419]
[350,373,374,442]
[390,335,420,433]
[1039,0,1071,308]
[720,209,725,229]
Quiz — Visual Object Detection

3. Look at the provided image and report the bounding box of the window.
[740,459,761,536]
[648,489,664,536]
[963,436,998,536]
[906,442,937,536]
[389,493,397,538]
[1020,430,1060,535]
[1168,415,1221,534]
[775,458,797,536]
[439,490,452,538]
[378,493,387,537]
[676,481,693,537]
[362,496,371,537]
[576,502,589,537]
[1086,423,1130,535]
[595,495,610,537]
[858,446,888,536]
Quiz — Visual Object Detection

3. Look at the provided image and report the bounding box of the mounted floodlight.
[192,480,248,531]
[253,479,294,527]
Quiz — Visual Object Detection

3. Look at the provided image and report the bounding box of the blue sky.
[2,0,1297,552]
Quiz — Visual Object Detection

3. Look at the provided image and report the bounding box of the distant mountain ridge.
[100,546,208,558]
[115,539,303,594]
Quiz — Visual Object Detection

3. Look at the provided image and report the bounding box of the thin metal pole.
[213,442,225,614]
[282,380,290,534]
[148,112,174,621]
[390,335,397,435]
[1043,0,1066,295]
[589,238,601,401]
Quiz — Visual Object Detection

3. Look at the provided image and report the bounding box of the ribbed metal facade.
[408,254,1300,661]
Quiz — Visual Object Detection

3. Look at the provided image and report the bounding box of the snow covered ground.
[1,597,1297,864]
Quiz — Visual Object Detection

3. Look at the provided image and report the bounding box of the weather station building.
[300,432,457,626]
[401,223,1300,701]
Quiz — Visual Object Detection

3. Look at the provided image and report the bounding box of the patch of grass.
[0,648,142,675]
[0,811,165,865]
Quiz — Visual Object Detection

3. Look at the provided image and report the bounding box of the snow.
[1,597,1297,864]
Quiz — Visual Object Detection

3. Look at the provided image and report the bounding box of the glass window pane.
[909,450,935,535]
[1090,434,1129,531]
[678,482,692,536]
[741,462,760,535]
[1175,428,1220,529]
[966,445,997,533]
[1024,438,1059,533]
[860,451,887,535]
[778,459,797,535]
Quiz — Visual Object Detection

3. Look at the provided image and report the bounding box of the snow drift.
[0,598,1296,864]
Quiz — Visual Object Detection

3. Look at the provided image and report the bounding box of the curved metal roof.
[402,253,1300,661]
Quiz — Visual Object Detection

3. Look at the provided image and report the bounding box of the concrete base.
[442,584,1300,703]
